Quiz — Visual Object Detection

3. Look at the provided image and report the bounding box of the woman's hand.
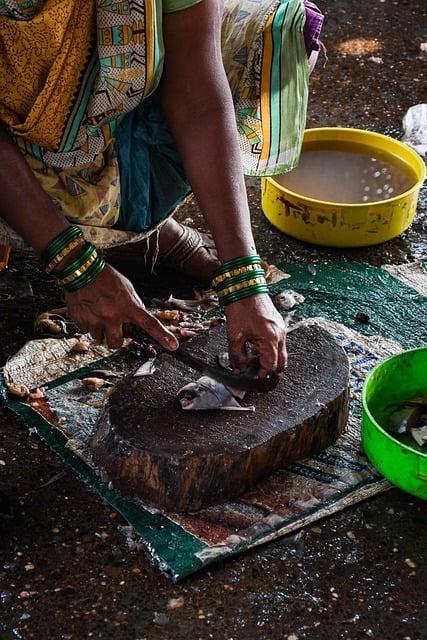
[225,294,287,377]
[65,264,179,350]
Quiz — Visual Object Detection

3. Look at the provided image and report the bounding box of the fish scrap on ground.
[34,311,67,335]
[151,309,224,339]
[150,292,217,313]
[274,289,305,311]
[153,309,183,324]
[6,382,45,401]
[149,263,289,314]
[82,377,111,391]
[262,263,290,284]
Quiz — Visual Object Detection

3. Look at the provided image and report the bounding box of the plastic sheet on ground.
[1,261,426,580]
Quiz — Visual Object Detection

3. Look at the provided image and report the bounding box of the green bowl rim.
[361,346,427,459]
[266,126,427,209]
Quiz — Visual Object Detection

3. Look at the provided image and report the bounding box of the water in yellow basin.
[275,142,416,204]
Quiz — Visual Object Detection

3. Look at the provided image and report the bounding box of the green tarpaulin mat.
[1,261,426,580]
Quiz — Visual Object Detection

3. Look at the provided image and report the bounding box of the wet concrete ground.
[1,1,426,638]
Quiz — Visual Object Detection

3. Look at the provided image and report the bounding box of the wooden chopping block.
[90,323,350,512]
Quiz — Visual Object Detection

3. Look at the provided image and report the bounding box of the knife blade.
[124,325,279,393]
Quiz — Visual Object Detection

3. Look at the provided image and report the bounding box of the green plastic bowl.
[362,347,427,500]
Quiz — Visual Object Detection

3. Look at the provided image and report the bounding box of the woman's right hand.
[65,263,179,350]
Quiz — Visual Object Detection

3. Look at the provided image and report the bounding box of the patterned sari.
[0,0,323,247]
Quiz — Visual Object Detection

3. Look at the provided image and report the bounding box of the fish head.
[178,376,240,410]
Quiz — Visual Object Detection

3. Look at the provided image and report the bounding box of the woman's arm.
[0,127,70,254]
[160,0,287,375]
[0,128,177,351]
[160,0,254,262]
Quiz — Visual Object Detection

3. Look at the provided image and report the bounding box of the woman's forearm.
[0,128,70,254]
[160,1,257,262]
[161,95,256,262]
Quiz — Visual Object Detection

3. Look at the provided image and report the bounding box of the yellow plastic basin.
[261,127,426,247]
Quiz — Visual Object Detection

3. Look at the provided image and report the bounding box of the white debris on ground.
[402,104,427,156]
[274,289,306,311]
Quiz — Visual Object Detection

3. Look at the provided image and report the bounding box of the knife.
[124,325,279,393]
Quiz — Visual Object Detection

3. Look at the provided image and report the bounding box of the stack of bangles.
[41,226,106,292]
[212,255,269,306]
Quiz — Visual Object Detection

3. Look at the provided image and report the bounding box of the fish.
[406,402,427,447]
[410,425,427,448]
[388,407,416,435]
[388,397,427,447]
[177,376,255,412]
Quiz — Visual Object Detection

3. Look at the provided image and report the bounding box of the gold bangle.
[45,237,85,274]
[217,276,267,298]
[212,263,262,288]
[56,252,98,286]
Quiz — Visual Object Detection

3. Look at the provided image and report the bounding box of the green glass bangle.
[219,254,261,270]
[220,286,269,307]
[214,254,261,277]
[43,227,81,261]
[222,281,269,300]
[219,284,269,307]
[63,257,105,293]
[215,268,266,293]
[62,256,106,293]
[65,256,105,291]
[221,285,269,306]
[42,226,82,263]
[54,242,97,279]
[41,226,83,264]
[215,256,261,277]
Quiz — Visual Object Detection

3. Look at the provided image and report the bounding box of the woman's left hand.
[225,294,287,378]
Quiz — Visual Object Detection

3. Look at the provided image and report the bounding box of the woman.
[0,0,323,376]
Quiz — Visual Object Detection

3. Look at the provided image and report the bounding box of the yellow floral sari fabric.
[0,0,312,246]
[0,0,95,150]
[0,0,166,169]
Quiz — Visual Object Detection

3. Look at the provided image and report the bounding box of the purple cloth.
[304,1,325,56]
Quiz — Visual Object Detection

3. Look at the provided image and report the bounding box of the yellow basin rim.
[262,127,426,248]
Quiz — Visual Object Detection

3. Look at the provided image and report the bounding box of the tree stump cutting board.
[90,323,350,512]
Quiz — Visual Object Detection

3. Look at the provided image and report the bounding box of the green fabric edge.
[1,260,426,579]
[0,358,207,581]
[162,0,203,14]
[270,260,427,349]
